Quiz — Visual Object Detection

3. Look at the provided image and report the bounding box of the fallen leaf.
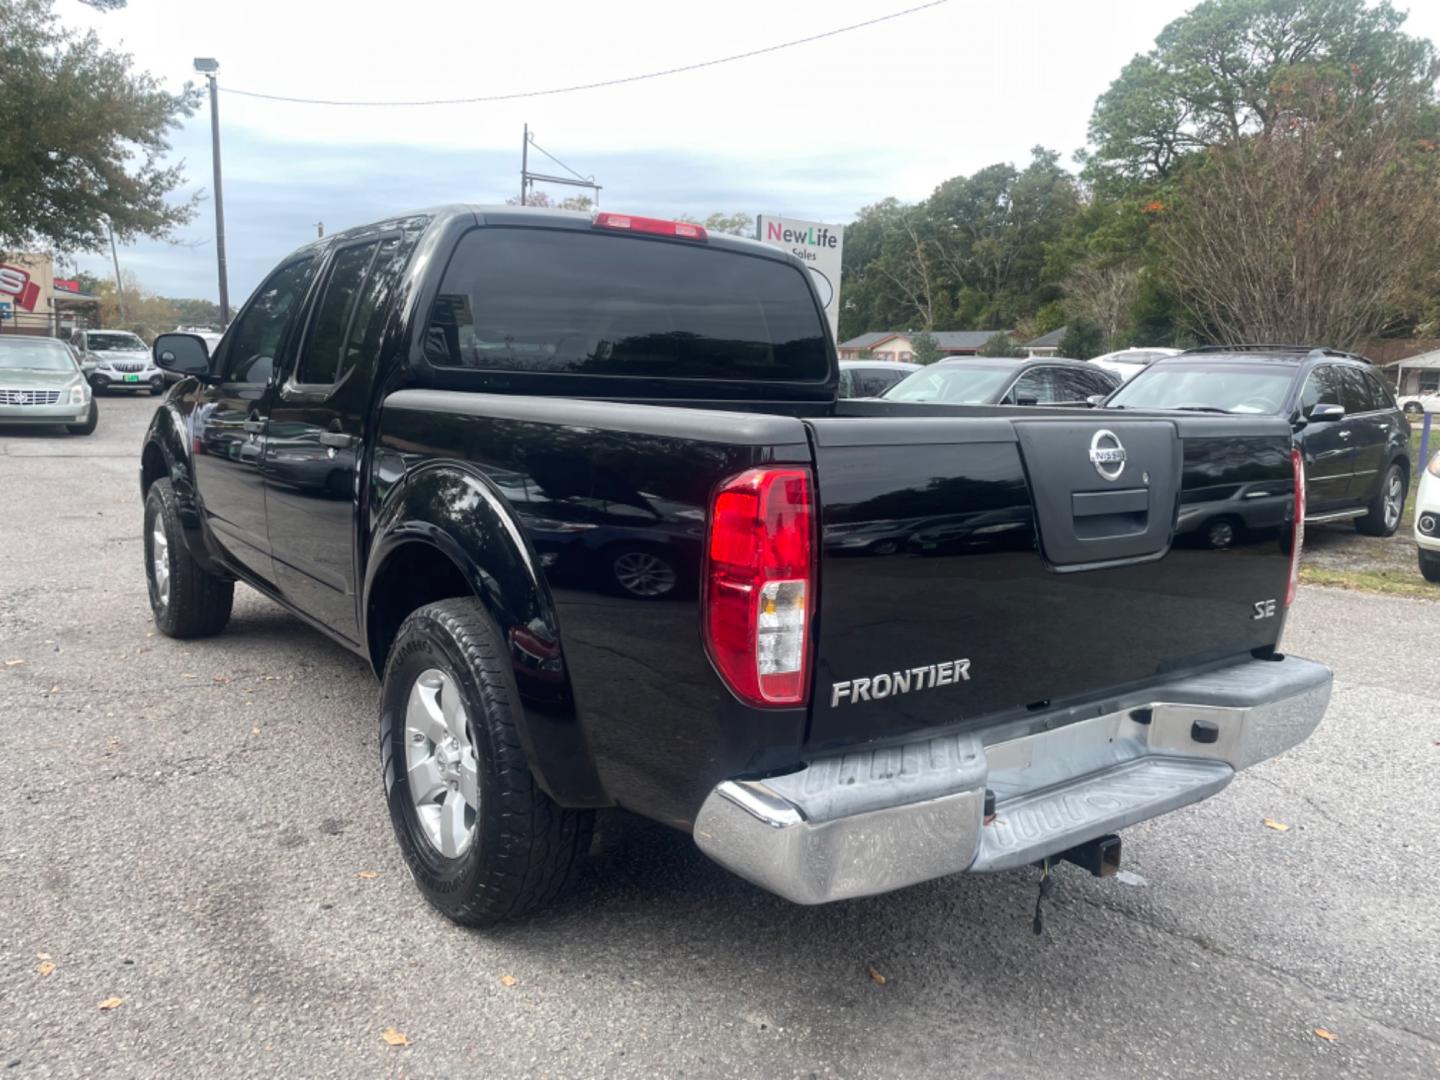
[357,870,379,880]
[867,965,887,986]
[250,727,261,737]
[37,961,55,977]
[4,659,24,667]
[381,1027,410,1047]
[500,974,517,988]
[48,685,59,694]
[36,952,52,961]
[181,673,195,679]
[1314,1027,1338,1042]
[98,997,124,1011]
[1262,818,1291,832]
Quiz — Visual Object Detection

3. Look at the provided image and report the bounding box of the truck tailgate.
[806,407,1296,751]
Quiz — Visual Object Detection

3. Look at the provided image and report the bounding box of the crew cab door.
[191,256,318,585]
[1294,365,1355,513]
[264,232,413,642]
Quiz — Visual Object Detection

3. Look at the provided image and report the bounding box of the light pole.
[195,57,229,326]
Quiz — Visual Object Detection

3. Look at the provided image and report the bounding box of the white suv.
[1397,391,1440,417]
[76,330,164,395]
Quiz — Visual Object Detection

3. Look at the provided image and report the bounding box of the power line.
[222,0,948,107]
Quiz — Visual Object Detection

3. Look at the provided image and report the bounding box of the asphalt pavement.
[2,393,1437,1079]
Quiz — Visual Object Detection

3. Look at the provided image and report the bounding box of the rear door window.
[1010,368,1058,404]
[1338,367,1375,415]
[1360,369,1395,412]
[424,228,828,382]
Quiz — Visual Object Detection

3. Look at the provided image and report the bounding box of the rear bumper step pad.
[693,655,1331,904]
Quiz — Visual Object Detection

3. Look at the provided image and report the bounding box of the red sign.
[53,278,81,294]
[0,264,41,312]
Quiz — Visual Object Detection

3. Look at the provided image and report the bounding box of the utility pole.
[107,221,127,324]
[520,123,529,206]
[195,58,230,326]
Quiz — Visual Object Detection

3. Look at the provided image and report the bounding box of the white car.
[1089,347,1182,384]
[1417,450,1440,582]
[74,329,164,395]
[1397,391,1440,418]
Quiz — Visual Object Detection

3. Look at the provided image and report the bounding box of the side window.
[1362,369,1395,412]
[1338,367,1373,415]
[1080,369,1118,397]
[298,243,377,385]
[1049,368,1098,402]
[1011,368,1058,405]
[858,369,900,397]
[837,369,854,397]
[223,258,318,384]
[1298,366,1343,416]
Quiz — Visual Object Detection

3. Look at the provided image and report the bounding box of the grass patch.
[1300,564,1437,600]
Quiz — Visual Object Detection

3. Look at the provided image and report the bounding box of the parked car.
[1416,451,1440,582]
[1396,391,1440,417]
[1089,347,1182,384]
[882,356,1119,405]
[1107,346,1411,537]
[139,206,1331,925]
[74,329,165,394]
[0,336,97,435]
[838,359,920,398]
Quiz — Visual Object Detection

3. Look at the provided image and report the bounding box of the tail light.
[704,468,814,706]
[1285,448,1306,607]
[593,212,707,241]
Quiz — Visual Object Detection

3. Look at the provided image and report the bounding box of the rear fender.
[364,461,610,807]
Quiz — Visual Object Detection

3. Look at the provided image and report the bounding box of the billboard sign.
[0,264,41,312]
[756,215,844,341]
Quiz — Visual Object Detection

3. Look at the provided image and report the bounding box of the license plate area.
[124,374,140,382]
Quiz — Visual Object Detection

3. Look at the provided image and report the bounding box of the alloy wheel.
[612,551,677,598]
[150,523,170,607]
[1384,469,1404,531]
[404,668,480,859]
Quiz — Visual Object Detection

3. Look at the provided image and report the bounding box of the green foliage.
[1058,319,1106,360]
[1085,0,1440,186]
[166,296,222,327]
[976,332,1025,358]
[0,0,200,253]
[910,331,944,365]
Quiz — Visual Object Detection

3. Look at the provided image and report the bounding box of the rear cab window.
[422,227,830,389]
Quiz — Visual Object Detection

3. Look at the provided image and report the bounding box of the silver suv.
[75,330,164,395]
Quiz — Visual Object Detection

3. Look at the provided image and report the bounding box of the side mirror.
[153,333,211,378]
[1086,394,1107,408]
[1016,394,1040,407]
[1308,402,1345,423]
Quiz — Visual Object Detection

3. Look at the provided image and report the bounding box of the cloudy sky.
[65,0,1440,305]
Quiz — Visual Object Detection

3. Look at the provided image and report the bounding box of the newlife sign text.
[756,215,844,342]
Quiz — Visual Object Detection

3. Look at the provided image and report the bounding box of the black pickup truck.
[141,206,1332,925]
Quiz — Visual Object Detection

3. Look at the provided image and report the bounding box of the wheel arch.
[363,462,610,808]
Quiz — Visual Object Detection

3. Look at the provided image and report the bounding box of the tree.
[1159,80,1440,347]
[90,269,177,341]
[701,212,755,239]
[911,331,944,365]
[1064,263,1140,348]
[504,191,594,211]
[1058,319,1106,360]
[0,0,201,254]
[1085,0,1440,185]
[976,332,1025,358]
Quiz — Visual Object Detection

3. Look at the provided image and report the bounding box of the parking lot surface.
[2,395,1438,1078]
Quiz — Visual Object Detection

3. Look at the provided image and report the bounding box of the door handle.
[318,431,356,449]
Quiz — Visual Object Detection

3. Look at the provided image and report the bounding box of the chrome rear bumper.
[693,655,1332,904]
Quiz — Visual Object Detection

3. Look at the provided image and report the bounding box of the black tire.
[66,402,98,436]
[144,478,234,638]
[1355,462,1407,537]
[1404,402,1423,417]
[1420,549,1440,584]
[380,599,593,926]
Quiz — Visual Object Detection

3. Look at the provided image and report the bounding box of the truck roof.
[286,204,798,268]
